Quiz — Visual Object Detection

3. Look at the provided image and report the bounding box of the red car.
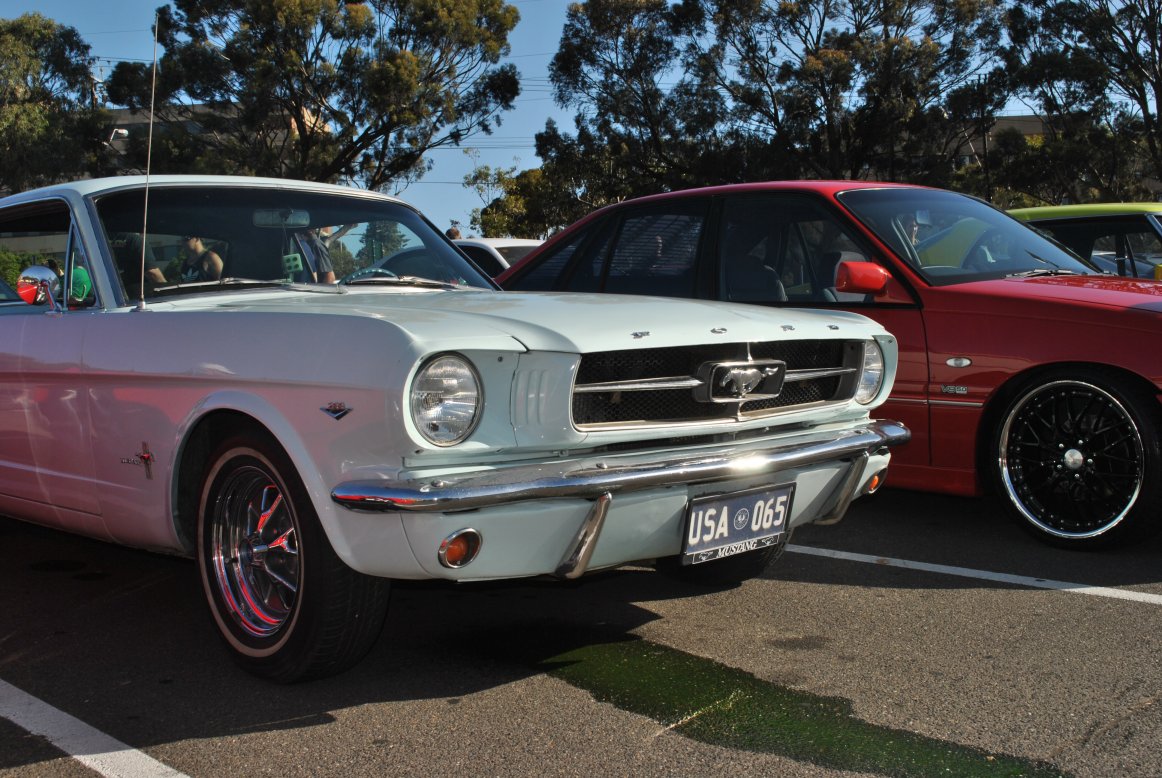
[498,181,1162,549]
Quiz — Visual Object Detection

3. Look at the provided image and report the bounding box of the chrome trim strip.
[554,492,612,579]
[575,398,842,432]
[331,419,910,512]
[929,399,984,408]
[574,376,702,393]
[572,367,855,395]
[783,367,857,383]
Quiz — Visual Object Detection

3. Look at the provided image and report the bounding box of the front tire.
[197,431,391,682]
[991,369,1162,549]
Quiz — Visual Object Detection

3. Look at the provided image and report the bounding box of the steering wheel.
[341,266,398,284]
[962,230,1002,271]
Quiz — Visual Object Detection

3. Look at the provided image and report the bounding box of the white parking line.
[0,679,187,778]
[788,545,1162,605]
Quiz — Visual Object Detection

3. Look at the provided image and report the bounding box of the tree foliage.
[105,0,521,190]
[1000,0,1162,203]
[0,14,109,193]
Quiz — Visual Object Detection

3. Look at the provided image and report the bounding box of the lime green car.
[1010,203,1162,280]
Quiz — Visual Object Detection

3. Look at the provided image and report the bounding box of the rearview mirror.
[253,209,310,228]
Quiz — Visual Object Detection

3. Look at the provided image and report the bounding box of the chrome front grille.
[572,340,862,429]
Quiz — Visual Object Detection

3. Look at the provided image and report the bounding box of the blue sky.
[7,0,572,236]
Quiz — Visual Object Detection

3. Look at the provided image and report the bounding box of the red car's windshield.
[837,188,1098,285]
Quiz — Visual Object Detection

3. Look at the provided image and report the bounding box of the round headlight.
[410,354,482,446]
[855,341,885,405]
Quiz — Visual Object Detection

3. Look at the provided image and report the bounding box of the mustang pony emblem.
[695,359,787,403]
[718,367,767,397]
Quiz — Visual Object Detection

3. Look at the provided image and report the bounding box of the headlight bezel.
[854,340,886,405]
[409,352,483,447]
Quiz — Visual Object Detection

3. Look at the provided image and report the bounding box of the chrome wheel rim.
[999,380,1144,539]
[210,464,300,638]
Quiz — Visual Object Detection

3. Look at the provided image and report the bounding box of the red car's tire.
[991,368,1162,549]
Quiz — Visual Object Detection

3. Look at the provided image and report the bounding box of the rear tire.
[196,430,391,682]
[990,369,1162,549]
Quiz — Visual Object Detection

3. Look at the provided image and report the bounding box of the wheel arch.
[174,410,272,554]
[171,393,326,556]
[974,360,1162,495]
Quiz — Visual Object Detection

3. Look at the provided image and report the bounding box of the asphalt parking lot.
[2,488,1160,778]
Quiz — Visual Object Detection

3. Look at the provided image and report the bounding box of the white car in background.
[455,237,543,276]
[0,175,907,682]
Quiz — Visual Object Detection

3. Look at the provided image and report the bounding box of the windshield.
[837,188,1098,285]
[93,186,493,302]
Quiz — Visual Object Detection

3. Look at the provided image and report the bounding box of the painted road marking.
[0,679,187,778]
[788,545,1162,605]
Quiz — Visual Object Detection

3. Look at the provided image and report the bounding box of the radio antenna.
[136,10,160,311]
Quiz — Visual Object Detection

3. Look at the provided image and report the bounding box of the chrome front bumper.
[332,420,909,512]
[331,419,908,580]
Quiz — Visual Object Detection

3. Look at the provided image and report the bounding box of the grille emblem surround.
[695,360,787,403]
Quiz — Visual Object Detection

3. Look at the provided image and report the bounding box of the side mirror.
[835,261,890,295]
[16,265,61,309]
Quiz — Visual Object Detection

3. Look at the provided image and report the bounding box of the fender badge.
[120,442,154,479]
[322,402,352,420]
[632,331,650,339]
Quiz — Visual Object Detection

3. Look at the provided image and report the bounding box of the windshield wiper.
[343,275,457,289]
[1006,268,1080,278]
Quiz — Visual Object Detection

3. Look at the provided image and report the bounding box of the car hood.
[181,288,884,353]
[970,274,1162,313]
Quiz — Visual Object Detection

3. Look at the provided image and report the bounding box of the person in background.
[446,226,462,239]
[112,232,167,296]
[179,235,224,282]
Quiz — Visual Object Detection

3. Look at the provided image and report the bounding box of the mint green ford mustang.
[0,175,907,681]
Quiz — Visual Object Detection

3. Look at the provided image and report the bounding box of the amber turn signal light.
[438,529,482,569]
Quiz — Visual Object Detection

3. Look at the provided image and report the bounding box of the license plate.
[681,483,795,565]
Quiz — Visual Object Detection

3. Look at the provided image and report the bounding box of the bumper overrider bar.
[332,420,909,578]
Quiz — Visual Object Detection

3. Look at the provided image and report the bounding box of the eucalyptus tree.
[698,0,1008,183]
[105,0,520,190]
[0,13,108,192]
[1003,0,1162,200]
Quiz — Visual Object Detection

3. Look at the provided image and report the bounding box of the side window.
[0,201,92,310]
[65,227,96,308]
[507,227,584,291]
[458,245,505,277]
[720,195,872,304]
[1125,227,1162,262]
[1042,218,1162,276]
[603,210,703,297]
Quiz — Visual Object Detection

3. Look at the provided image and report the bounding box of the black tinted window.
[603,210,703,297]
[720,194,871,304]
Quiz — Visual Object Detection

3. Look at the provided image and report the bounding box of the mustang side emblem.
[322,402,352,420]
[120,441,154,479]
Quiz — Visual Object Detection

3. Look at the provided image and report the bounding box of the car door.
[711,193,930,474]
[0,199,101,529]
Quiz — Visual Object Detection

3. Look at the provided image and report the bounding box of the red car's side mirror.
[835,261,890,295]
